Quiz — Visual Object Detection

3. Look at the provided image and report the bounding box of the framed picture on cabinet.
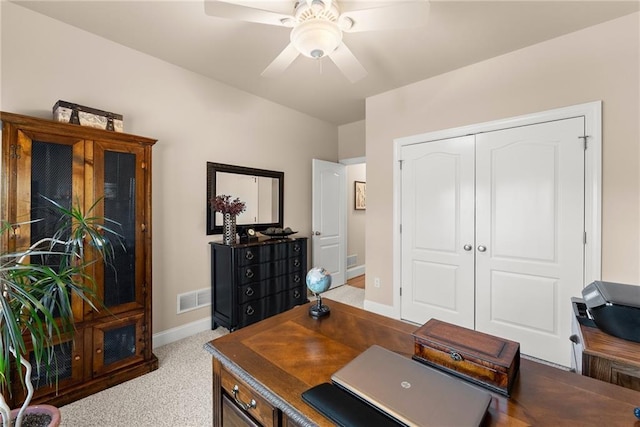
[354,181,366,210]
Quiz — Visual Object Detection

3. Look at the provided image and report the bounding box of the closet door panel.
[475,117,585,367]
[400,136,475,328]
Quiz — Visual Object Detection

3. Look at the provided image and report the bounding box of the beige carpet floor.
[58,284,364,426]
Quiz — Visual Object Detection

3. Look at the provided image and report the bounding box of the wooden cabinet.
[571,301,640,391]
[0,111,158,407]
[210,238,308,331]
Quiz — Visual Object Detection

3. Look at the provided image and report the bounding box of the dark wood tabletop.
[207,299,640,426]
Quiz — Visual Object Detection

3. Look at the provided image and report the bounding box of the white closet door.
[475,117,585,367]
[400,136,475,328]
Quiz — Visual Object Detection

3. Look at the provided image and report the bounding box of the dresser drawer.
[260,243,289,261]
[237,277,288,304]
[288,240,305,257]
[236,246,261,266]
[287,271,304,289]
[221,367,278,427]
[288,256,303,272]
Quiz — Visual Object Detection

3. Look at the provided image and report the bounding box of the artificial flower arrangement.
[211,194,246,216]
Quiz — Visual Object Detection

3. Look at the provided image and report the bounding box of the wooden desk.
[206,300,640,426]
[572,316,640,391]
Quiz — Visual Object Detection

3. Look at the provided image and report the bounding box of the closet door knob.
[477,245,487,252]
[463,244,472,251]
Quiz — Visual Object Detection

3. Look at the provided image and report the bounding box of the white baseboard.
[346,265,365,280]
[363,299,398,320]
[152,316,213,349]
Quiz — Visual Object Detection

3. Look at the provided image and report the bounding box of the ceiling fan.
[204,0,430,82]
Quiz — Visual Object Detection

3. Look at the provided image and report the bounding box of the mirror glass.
[207,162,284,235]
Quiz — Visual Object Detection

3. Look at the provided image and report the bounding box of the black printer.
[582,281,640,343]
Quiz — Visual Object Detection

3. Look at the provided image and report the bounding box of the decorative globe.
[306,267,332,294]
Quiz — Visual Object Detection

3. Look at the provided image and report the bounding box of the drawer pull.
[294,290,300,298]
[450,351,463,362]
[245,251,254,260]
[245,287,255,297]
[293,244,301,252]
[245,269,254,279]
[293,274,300,283]
[293,259,301,267]
[232,384,257,411]
[246,306,255,316]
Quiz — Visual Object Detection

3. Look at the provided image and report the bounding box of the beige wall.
[366,12,640,306]
[338,120,365,160]
[346,163,366,270]
[1,3,338,334]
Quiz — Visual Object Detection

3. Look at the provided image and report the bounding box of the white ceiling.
[12,0,640,125]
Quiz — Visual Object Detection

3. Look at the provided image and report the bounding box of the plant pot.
[5,405,61,427]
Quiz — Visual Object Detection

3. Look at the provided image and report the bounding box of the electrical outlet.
[374,277,381,288]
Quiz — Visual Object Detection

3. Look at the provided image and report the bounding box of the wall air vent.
[177,288,211,314]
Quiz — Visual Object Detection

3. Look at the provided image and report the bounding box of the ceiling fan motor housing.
[291,19,343,58]
[290,0,343,58]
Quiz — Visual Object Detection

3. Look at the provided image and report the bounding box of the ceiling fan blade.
[340,1,430,33]
[204,0,292,27]
[261,43,301,78]
[328,43,367,83]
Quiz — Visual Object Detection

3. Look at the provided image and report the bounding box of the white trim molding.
[153,317,213,349]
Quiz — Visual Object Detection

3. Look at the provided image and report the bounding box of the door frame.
[392,101,602,319]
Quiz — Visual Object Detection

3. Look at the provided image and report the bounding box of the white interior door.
[312,159,346,288]
[475,118,585,367]
[400,136,476,328]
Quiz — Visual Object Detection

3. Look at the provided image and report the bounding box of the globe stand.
[309,293,330,319]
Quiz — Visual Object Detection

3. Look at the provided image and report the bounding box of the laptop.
[330,345,492,427]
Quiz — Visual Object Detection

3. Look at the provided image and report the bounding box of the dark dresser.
[210,237,308,330]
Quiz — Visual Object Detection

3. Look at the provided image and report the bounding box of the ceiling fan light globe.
[290,19,343,58]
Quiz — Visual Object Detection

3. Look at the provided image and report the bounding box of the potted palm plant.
[0,197,122,427]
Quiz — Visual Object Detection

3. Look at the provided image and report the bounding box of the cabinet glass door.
[13,131,86,320]
[93,141,146,315]
[92,313,145,376]
[10,332,85,407]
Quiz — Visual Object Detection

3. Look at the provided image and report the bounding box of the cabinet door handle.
[477,245,487,252]
[96,348,102,354]
[245,287,254,297]
[246,306,255,316]
[245,269,254,279]
[232,385,257,411]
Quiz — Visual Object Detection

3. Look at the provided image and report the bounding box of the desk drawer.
[221,367,278,427]
[223,394,261,427]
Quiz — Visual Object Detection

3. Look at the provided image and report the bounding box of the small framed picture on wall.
[354,181,366,210]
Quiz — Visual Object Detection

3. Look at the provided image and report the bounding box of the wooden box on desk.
[412,319,520,396]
